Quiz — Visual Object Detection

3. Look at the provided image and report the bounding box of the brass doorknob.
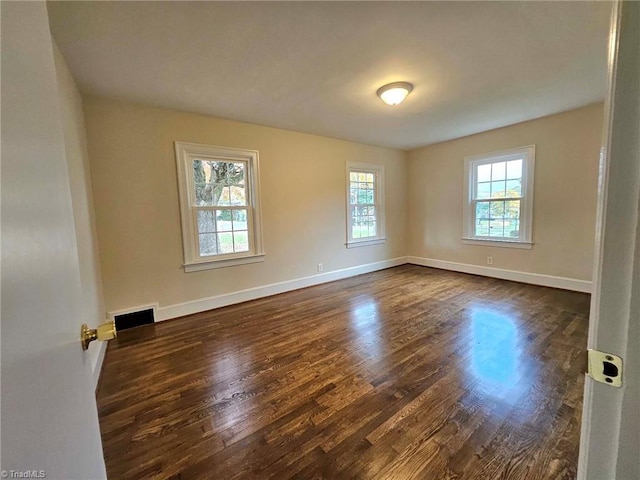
[81,321,117,351]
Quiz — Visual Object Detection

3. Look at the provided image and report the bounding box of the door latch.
[587,349,623,387]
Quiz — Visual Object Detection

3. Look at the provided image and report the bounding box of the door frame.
[577,0,640,478]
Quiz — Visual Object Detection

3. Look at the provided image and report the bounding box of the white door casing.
[578,1,640,479]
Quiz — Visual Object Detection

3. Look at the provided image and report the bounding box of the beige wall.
[407,102,604,281]
[53,44,106,375]
[83,98,408,314]
[84,98,602,315]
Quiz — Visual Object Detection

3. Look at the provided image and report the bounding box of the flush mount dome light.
[376,81,413,105]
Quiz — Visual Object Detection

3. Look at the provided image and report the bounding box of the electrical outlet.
[317,263,323,272]
[487,256,493,265]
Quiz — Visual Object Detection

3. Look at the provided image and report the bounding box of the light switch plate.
[587,349,623,387]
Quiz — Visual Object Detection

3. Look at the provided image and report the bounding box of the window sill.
[184,253,265,272]
[346,238,387,249]
[462,238,533,250]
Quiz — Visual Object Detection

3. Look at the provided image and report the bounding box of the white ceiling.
[48,1,611,150]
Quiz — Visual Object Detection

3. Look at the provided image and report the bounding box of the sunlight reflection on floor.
[470,307,520,397]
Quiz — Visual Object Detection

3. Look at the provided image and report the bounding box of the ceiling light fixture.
[376,82,413,106]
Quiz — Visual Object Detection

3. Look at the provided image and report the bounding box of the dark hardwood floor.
[96,265,589,479]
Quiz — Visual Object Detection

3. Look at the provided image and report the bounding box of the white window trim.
[463,145,535,248]
[346,162,386,248]
[461,238,533,249]
[175,141,265,272]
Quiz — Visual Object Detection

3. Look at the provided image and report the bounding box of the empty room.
[3,1,639,480]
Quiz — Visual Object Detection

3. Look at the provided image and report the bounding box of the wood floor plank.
[97,265,589,479]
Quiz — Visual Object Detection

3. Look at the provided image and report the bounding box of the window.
[175,142,264,271]
[463,145,535,249]
[346,162,386,248]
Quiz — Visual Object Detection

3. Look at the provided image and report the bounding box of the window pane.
[354,225,368,238]
[203,161,219,184]
[489,201,506,237]
[352,218,362,238]
[477,164,491,182]
[475,202,490,237]
[216,210,233,232]
[475,220,490,237]
[215,186,231,206]
[508,220,520,238]
[491,181,506,198]
[232,209,248,230]
[506,159,522,180]
[197,210,216,234]
[505,200,520,219]
[476,201,490,220]
[357,188,374,204]
[350,172,357,182]
[477,182,491,199]
[351,206,361,238]
[194,184,213,206]
[490,200,505,217]
[505,200,520,238]
[506,179,521,197]
[233,231,249,252]
[227,162,245,186]
[489,221,505,237]
[199,233,218,256]
[230,185,246,206]
[358,173,366,181]
[193,160,207,184]
[491,162,506,181]
[367,220,377,237]
[366,173,374,182]
[217,232,234,254]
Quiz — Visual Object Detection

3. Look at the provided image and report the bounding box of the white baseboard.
[407,256,592,293]
[108,254,590,325]
[92,340,108,391]
[156,256,408,321]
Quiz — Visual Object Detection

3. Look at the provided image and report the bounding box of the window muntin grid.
[463,145,534,247]
[473,159,523,239]
[192,159,250,256]
[349,171,378,239]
